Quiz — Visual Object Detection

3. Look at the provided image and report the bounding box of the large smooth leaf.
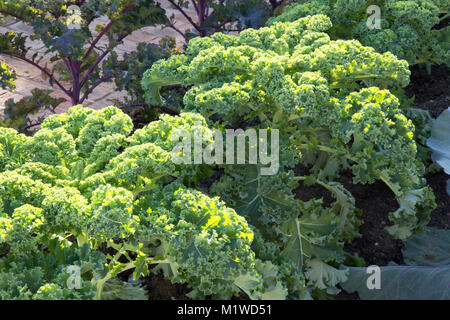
[342,264,450,300]
[403,227,450,267]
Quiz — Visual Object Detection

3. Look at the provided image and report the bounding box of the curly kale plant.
[142,15,436,297]
[0,105,270,299]
[0,0,168,130]
[143,14,435,238]
[0,237,148,300]
[0,239,105,300]
[267,0,450,67]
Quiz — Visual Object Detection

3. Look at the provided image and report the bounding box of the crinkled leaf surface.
[234,260,288,300]
[210,165,299,241]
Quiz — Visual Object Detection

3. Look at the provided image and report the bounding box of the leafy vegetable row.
[143,14,436,239]
[0,11,443,300]
[141,15,437,298]
[0,105,280,299]
[268,0,450,67]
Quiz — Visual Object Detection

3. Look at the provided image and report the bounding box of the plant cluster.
[0,104,308,299]
[142,15,437,297]
[0,0,169,130]
[0,0,286,132]
[0,3,445,300]
[267,0,450,67]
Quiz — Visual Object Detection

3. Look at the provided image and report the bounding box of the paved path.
[0,1,195,121]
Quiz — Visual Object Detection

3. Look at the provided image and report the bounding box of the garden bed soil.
[138,64,449,300]
[143,273,190,300]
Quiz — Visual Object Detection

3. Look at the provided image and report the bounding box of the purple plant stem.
[168,0,201,33]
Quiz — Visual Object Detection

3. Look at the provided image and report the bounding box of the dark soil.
[140,272,249,300]
[142,273,191,300]
[426,172,450,229]
[340,170,450,267]
[405,64,450,118]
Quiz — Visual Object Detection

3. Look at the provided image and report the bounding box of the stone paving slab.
[13,77,54,97]
[0,91,25,103]
[8,21,33,34]
[1,55,43,79]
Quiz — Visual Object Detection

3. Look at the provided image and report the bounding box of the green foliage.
[142,15,436,296]
[104,41,172,108]
[0,2,443,300]
[100,278,148,300]
[143,15,434,238]
[0,0,168,60]
[404,107,435,164]
[134,183,257,299]
[0,0,169,131]
[103,38,184,125]
[211,166,361,296]
[211,166,300,242]
[0,0,275,132]
[267,0,450,66]
[0,105,265,299]
[0,240,104,300]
